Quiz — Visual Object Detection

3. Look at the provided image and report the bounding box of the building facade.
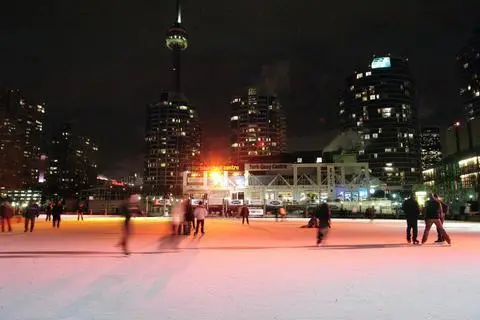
[230,87,286,165]
[420,126,442,171]
[143,1,201,196]
[422,119,480,205]
[47,123,98,197]
[457,28,480,121]
[0,89,45,189]
[339,55,420,190]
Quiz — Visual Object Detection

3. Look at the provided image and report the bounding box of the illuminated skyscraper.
[144,0,201,195]
[0,89,45,189]
[230,87,286,165]
[339,55,420,190]
[420,126,442,170]
[457,28,480,121]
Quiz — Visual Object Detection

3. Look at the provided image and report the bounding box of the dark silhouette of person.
[52,200,63,228]
[1,199,14,232]
[240,205,250,225]
[24,201,40,232]
[315,202,331,245]
[421,193,451,245]
[402,193,420,244]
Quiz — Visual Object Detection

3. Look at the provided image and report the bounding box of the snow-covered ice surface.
[1,218,480,320]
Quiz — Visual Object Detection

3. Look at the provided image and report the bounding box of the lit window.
[386,163,393,167]
[364,134,370,140]
[385,148,392,152]
[297,158,303,163]
[381,108,392,118]
[411,168,416,172]
[372,133,378,138]
[316,157,322,163]
[356,73,363,79]
[231,115,239,121]
[365,71,372,76]
[370,95,376,100]
[374,153,378,159]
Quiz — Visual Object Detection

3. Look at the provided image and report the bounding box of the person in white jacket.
[194,201,208,235]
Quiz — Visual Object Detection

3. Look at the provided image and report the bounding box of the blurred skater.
[421,193,451,245]
[52,200,63,228]
[315,202,331,246]
[1,199,14,232]
[434,193,448,243]
[171,199,185,235]
[184,199,195,235]
[402,193,420,244]
[77,202,86,221]
[240,204,249,225]
[45,202,52,221]
[24,201,40,232]
[118,194,141,255]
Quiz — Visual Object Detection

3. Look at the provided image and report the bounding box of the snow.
[1,218,480,320]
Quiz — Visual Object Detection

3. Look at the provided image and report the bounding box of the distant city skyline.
[1,1,480,176]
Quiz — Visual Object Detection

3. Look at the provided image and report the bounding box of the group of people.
[402,192,452,245]
[171,199,208,236]
[0,199,65,233]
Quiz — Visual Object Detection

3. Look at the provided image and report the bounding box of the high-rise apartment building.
[47,123,98,197]
[420,126,442,170]
[457,28,480,121]
[144,0,201,195]
[0,89,45,189]
[230,87,286,165]
[339,56,420,189]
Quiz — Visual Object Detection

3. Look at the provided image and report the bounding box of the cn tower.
[165,0,188,93]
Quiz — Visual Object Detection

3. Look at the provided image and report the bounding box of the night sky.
[1,0,479,176]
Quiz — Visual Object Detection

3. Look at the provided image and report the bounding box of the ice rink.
[1,216,480,320]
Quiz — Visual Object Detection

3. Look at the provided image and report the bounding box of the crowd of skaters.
[0,199,68,233]
[1,192,454,255]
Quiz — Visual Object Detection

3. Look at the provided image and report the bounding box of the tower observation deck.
[166,0,188,94]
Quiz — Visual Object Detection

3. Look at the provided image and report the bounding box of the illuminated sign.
[246,163,292,171]
[189,165,241,172]
[371,57,391,69]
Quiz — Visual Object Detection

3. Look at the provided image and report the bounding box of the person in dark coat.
[1,199,14,232]
[45,202,53,221]
[421,193,451,245]
[184,200,195,234]
[52,200,63,228]
[315,202,332,245]
[24,201,40,232]
[117,194,142,255]
[402,193,420,244]
[240,205,250,225]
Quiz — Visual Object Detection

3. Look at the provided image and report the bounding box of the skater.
[171,199,185,235]
[184,200,195,235]
[23,201,40,232]
[402,193,420,244]
[315,202,331,245]
[421,193,451,245]
[194,201,207,236]
[45,202,52,221]
[1,199,14,232]
[118,194,141,255]
[77,203,85,221]
[52,200,63,228]
[240,204,249,225]
[434,193,448,243]
[278,207,287,222]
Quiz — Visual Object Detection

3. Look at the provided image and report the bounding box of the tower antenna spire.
[176,0,182,23]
